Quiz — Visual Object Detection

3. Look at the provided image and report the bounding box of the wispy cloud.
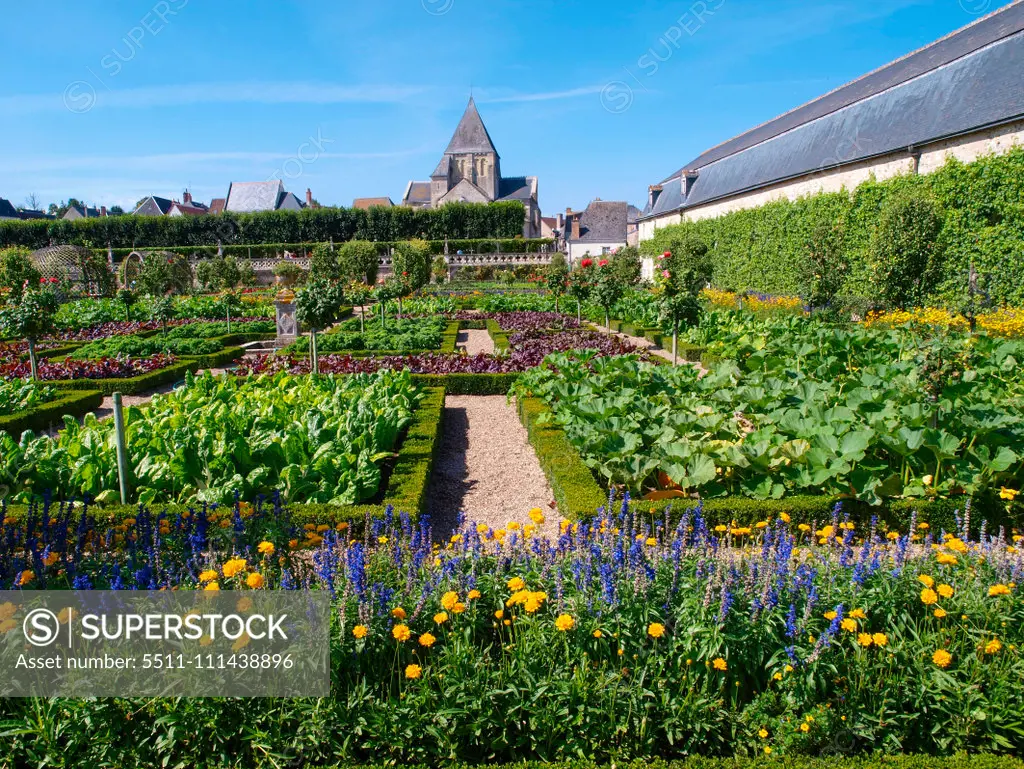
[0,81,430,114]
[477,86,607,103]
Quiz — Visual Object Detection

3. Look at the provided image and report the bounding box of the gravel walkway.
[457,328,495,356]
[587,321,675,362]
[427,395,558,541]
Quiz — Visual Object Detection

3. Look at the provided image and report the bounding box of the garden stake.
[113,392,130,505]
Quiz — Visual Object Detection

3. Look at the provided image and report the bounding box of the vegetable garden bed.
[0,385,104,436]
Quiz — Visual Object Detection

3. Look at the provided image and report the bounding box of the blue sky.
[0,0,1006,214]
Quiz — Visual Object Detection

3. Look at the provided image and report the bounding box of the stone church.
[402,98,542,238]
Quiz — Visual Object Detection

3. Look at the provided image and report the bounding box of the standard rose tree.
[589,258,625,332]
[0,282,59,380]
[654,236,714,364]
[295,278,346,374]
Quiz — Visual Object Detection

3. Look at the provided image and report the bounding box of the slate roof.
[277,191,305,211]
[643,2,1024,219]
[169,202,209,216]
[444,97,499,156]
[225,181,286,213]
[431,155,451,179]
[15,208,50,220]
[353,197,394,209]
[64,205,104,219]
[497,176,534,202]
[571,200,630,243]
[403,181,432,206]
[0,198,19,218]
[133,196,174,216]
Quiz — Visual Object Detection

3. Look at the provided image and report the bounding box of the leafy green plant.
[870,192,945,309]
[0,248,40,301]
[294,278,346,374]
[0,287,59,379]
[71,335,221,360]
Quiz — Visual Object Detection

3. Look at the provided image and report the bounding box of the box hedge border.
[0,389,105,436]
[295,759,1024,769]
[0,386,446,530]
[46,360,199,396]
[518,396,1022,532]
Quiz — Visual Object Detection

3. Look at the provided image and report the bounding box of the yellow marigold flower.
[857,633,873,648]
[204,581,220,591]
[936,552,958,566]
[849,608,867,620]
[647,622,666,639]
[507,576,526,591]
[434,612,449,625]
[918,575,935,588]
[245,572,264,589]
[199,569,219,583]
[288,539,299,550]
[467,589,481,600]
[1000,487,1020,501]
[773,672,783,681]
[222,558,247,578]
[392,607,407,620]
[984,638,1002,655]
[758,728,769,739]
[824,611,837,621]
[554,614,575,632]
[440,591,459,611]
[841,619,857,633]
[918,522,930,530]
[920,588,938,605]
[392,624,411,642]
[231,634,250,652]
[257,541,275,557]
[937,584,954,599]
[493,609,503,620]
[352,625,368,639]
[645,537,657,546]
[932,649,952,668]
[779,513,791,523]
[418,632,437,648]
[873,633,889,647]
[712,657,727,671]
[933,608,948,618]
[800,722,810,733]
[989,584,1011,597]
[507,522,520,531]
[886,532,900,541]
[764,747,773,755]
[784,664,794,673]
[17,570,34,586]
[529,508,546,525]
[405,664,422,680]
[592,629,604,638]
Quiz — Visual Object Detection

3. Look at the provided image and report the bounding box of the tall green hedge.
[642,148,1024,306]
[0,202,526,250]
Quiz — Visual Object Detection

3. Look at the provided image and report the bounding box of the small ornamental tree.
[346,281,372,332]
[567,257,595,323]
[610,245,642,287]
[220,289,242,333]
[0,249,41,302]
[117,288,137,322]
[0,284,59,380]
[431,256,448,284]
[869,192,945,309]
[338,240,380,285]
[138,253,193,296]
[295,278,346,375]
[545,253,569,313]
[590,259,625,332]
[655,236,714,365]
[392,239,432,291]
[309,242,340,282]
[150,295,176,337]
[373,279,404,329]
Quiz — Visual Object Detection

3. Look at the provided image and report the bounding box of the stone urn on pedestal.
[275,287,299,347]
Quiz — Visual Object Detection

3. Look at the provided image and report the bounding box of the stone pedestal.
[275,289,299,346]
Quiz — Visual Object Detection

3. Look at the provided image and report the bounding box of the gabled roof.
[431,155,452,179]
[277,191,305,211]
[645,1,1024,219]
[353,197,394,209]
[168,202,208,216]
[444,97,499,156]
[571,200,630,243]
[208,198,226,215]
[133,196,174,216]
[497,176,536,202]
[225,181,286,213]
[0,198,18,218]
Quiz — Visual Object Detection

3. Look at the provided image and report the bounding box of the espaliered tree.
[295,279,346,375]
[545,253,569,314]
[590,258,625,332]
[0,282,59,380]
[655,236,714,365]
[567,258,595,323]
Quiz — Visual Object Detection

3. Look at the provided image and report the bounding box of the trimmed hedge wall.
[0,386,446,528]
[35,342,86,360]
[518,396,1022,531]
[641,147,1024,307]
[411,372,519,395]
[309,760,1023,769]
[487,319,511,352]
[180,345,246,369]
[0,202,527,249]
[47,360,199,396]
[0,389,104,436]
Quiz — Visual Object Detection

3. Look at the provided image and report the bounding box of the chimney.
[306,188,313,207]
[556,213,564,230]
[182,190,192,205]
[571,213,580,241]
[100,206,107,217]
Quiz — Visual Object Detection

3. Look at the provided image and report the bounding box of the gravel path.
[457,328,495,356]
[427,395,558,540]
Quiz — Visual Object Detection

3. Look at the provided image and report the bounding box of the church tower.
[430,97,501,205]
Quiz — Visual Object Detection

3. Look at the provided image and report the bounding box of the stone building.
[402,98,542,238]
[638,2,1024,241]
